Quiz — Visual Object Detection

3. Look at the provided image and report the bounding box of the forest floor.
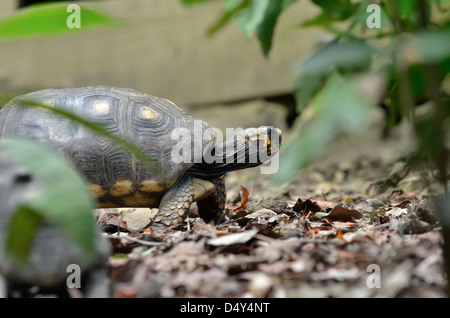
[102,113,448,298]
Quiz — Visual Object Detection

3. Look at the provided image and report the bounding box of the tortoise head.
[232,126,282,165]
[188,126,282,178]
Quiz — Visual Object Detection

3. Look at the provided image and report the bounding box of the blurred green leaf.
[230,0,270,38]
[299,37,373,76]
[294,37,372,110]
[1,138,97,262]
[312,0,354,19]
[6,205,43,264]
[256,0,296,55]
[387,0,431,32]
[405,29,450,64]
[398,0,416,18]
[0,3,116,39]
[350,0,390,32]
[208,0,249,35]
[309,73,374,131]
[208,0,295,53]
[276,72,374,183]
[303,0,356,27]
[294,73,324,112]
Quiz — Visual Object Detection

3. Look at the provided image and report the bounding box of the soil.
[103,114,448,298]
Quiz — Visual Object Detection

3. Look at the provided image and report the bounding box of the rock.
[248,273,273,297]
[245,208,278,219]
[0,145,111,297]
[96,208,158,233]
[120,208,158,233]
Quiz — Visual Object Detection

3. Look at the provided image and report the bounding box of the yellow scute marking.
[88,184,107,198]
[139,106,158,119]
[93,100,110,114]
[109,180,134,197]
[139,179,166,193]
[122,192,159,207]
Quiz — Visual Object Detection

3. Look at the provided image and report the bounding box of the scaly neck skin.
[188,127,281,179]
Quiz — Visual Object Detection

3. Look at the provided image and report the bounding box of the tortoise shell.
[0,86,214,208]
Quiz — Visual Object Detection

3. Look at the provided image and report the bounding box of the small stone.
[249,273,273,297]
[245,208,277,219]
[121,208,155,233]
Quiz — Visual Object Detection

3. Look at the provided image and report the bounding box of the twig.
[106,233,168,247]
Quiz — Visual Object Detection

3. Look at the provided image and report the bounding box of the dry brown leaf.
[336,229,347,242]
[232,186,249,212]
[292,198,322,214]
[306,223,316,238]
[112,286,139,298]
[327,206,363,221]
[143,227,154,235]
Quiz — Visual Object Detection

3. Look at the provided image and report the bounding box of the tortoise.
[0,86,282,233]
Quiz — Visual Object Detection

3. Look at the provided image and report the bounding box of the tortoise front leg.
[151,173,195,233]
[197,175,226,225]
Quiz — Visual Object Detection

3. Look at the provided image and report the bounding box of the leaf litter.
[103,154,446,298]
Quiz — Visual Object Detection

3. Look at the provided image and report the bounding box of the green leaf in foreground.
[0,3,116,39]
[400,28,450,64]
[6,205,43,263]
[0,138,97,262]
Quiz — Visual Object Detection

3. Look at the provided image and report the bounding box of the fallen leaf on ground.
[292,198,322,214]
[337,229,347,242]
[327,206,363,221]
[207,230,258,246]
[232,186,249,212]
[143,227,153,235]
